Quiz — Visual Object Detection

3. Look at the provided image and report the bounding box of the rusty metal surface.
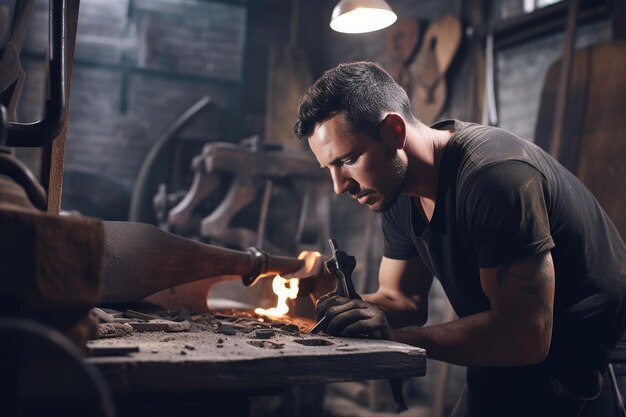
[87,312,426,394]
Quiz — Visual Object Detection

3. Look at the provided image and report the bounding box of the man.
[294,61,626,416]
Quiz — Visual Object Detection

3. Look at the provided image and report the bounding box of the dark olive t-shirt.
[382,120,626,403]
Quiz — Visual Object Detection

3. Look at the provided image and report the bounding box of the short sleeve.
[382,196,420,260]
[460,161,555,268]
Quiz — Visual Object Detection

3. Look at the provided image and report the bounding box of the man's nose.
[330,167,354,195]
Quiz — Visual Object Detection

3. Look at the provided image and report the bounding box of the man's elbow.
[520,324,552,365]
[523,343,550,365]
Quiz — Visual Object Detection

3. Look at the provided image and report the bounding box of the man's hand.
[316,294,394,340]
[284,251,337,300]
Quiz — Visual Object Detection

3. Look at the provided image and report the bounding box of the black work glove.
[316,294,394,340]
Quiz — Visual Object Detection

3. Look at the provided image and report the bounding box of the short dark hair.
[294,61,415,141]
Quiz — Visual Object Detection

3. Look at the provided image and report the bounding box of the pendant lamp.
[330,0,397,34]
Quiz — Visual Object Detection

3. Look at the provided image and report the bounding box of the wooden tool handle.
[100,221,303,303]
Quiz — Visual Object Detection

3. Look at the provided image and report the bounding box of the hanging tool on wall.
[1,0,80,213]
[408,14,462,125]
[264,0,312,152]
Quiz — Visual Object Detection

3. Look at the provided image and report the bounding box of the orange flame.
[254,275,299,318]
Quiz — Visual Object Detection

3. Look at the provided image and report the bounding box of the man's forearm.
[393,309,549,367]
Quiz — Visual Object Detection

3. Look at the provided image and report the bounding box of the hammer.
[310,239,408,413]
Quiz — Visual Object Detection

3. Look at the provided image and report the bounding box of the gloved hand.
[316,294,394,340]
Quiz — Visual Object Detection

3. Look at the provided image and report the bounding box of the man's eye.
[342,157,356,166]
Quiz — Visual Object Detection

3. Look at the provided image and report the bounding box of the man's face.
[308,113,407,212]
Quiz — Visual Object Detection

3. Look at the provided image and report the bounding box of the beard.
[356,153,407,213]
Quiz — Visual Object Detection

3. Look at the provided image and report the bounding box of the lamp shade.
[330,0,397,34]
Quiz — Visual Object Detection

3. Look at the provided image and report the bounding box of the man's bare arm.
[393,250,555,366]
[363,256,433,328]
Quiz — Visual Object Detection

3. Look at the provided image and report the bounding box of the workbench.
[87,314,426,417]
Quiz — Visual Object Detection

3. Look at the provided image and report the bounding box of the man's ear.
[381,114,406,149]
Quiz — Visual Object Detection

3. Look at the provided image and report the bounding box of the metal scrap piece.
[248,340,284,349]
[97,323,134,338]
[129,319,191,332]
[254,329,276,339]
[124,309,160,320]
[91,308,115,323]
[216,324,237,335]
[87,345,139,357]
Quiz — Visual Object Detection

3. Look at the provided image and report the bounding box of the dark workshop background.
[9,0,615,278]
[4,0,623,415]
